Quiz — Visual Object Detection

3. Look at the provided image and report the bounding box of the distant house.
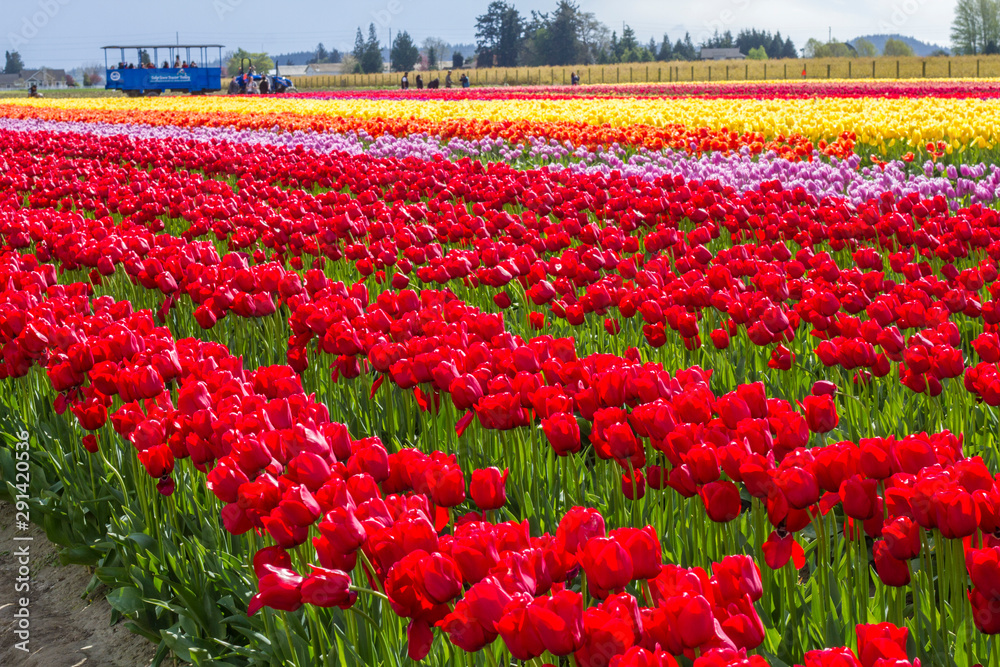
[0,68,67,89]
[21,68,68,88]
[275,65,309,77]
[0,73,21,90]
[699,48,745,61]
[304,63,346,75]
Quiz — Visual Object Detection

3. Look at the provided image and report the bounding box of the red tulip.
[542,412,582,456]
[470,467,508,510]
[855,623,909,667]
[873,541,910,587]
[580,536,634,596]
[527,589,585,655]
[839,475,878,520]
[882,516,920,561]
[799,394,839,433]
[248,565,304,615]
[300,565,356,609]
[701,480,742,523]
[610,526,662,580]
[761,531,805,570]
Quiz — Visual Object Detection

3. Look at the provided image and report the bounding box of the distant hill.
[850,34,950,57]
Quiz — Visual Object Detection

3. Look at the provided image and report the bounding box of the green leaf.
[95,566,130,585]
[59,544,103,566]
[159,626,197,663]
[127,531,158,552]
[107,586,146,616]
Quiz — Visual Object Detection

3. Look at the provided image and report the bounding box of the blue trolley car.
[103,44,224,97]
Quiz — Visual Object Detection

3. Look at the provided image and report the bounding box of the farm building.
[699,48,746,60]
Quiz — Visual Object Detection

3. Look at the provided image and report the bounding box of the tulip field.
[7,80,1000,667]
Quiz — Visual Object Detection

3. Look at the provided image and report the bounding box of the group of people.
[112,56,198,70]
[227,65,272,95]
[401,69,470,90]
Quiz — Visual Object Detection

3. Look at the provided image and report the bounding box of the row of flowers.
[0,100,853,159]
[7,117,1000,212]
[9,92,1000,156]
[288,78,1000,101]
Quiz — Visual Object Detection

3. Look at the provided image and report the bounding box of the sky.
[4,0,959,69]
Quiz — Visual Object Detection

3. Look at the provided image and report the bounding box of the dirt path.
[0,501,164,667]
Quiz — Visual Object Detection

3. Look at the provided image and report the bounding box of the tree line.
[474,1,797,68]
[803,37,917,59]
[339,0,801,74]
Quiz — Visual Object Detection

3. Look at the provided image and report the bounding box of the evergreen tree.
[390,31,420,72]
[544,0,585,66]
[4,50,24,75]
[672,32,697,60]
[783,37,798,58]
[352,27,366,71]
[312,43,329,64]
[702,29,735,49]
[355,23,383,73]
[657,34,673,61]
[732,29,796,58]
[619,25,639,54]
[475,1,523,67]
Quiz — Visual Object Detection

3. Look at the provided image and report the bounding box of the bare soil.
[0,501,165,667]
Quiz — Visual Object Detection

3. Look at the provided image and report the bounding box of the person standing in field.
[445,70,452,88]
[416,74,423,89]
[401,72,409,89]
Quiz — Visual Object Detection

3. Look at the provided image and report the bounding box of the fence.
[288,55,1000,91]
